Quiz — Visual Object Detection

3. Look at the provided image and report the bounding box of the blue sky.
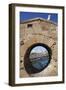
[20,12,58,23]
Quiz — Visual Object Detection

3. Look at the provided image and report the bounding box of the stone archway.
[20,36,57,77]
[24,43,52,74]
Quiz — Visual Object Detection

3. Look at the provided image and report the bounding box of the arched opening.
[24,43,52,74]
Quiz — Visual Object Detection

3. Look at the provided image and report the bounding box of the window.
[27,24,32,28]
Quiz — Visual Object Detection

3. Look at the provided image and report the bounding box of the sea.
[31,56,49,70]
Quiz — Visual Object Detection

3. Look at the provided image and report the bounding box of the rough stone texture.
[20,18,58,77]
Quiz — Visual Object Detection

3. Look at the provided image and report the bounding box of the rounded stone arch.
[20,35,56,74]
[24,43,52,74]
[20,35,57,76]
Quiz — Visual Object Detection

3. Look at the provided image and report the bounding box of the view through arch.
[29,46,49,70]
[24,43,52,74]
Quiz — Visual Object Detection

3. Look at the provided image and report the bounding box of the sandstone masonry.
[20,18,58,77]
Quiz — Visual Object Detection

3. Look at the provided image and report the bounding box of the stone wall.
[20,19,58,77]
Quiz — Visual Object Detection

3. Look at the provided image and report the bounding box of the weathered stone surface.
[20,18,58,77]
